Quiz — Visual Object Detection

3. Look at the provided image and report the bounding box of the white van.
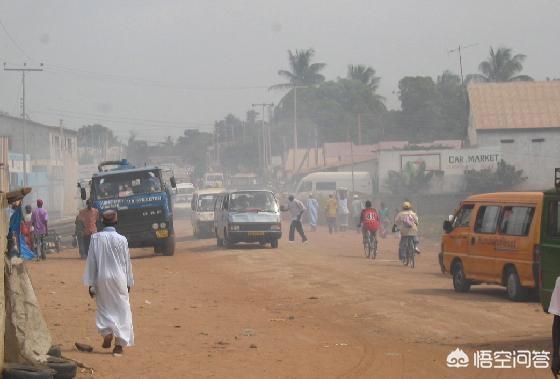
[174,182,195,211]
[191,188,225,238]
[295,171,373,197]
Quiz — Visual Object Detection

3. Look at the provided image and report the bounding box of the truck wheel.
[506,268,528,301]
[2,364,52,379]
[47,358,78,379]
[452,261,471,293]
[224,230,234,249]
[271,239,279,249]
[162,236,175,256]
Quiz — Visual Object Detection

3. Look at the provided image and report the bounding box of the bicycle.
[362,229,378,260]
[400,236,415,269]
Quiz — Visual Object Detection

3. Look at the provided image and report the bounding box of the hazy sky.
[0,0,558,142]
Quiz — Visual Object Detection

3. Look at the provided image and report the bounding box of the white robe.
[83,227,134,346]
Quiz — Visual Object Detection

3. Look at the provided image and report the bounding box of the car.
[214,190,281,248]
[174,182,195,211]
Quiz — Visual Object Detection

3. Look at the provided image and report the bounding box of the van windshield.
[229,191,278,212]
[197,194,218,212]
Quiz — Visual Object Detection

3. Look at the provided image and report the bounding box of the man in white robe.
[83,210,134,355]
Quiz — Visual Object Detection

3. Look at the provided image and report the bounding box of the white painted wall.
[476,129,560,190]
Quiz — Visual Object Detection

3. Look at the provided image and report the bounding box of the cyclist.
[357,201,380,248]
[394,201,420,261]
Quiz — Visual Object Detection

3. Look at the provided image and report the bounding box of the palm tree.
[347,64,381,92]
[269,49,326,90]
[469,47,533,83]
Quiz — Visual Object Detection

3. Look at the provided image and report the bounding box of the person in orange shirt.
[76,200,100,259]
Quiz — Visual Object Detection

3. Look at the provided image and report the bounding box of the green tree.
[269,49,326,90]
[175,129,213,178]
[347,64,385,112]
[469,47,533,83]
[464,160,526,193]
[386,162,435,194]
[77,124,119,147]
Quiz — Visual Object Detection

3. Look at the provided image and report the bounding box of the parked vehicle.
[294,171,372,198]
[80,159,177,256]
[539,170,560,311]
[174,182,195,211]
[214,190,281,248]
[204,172,224,188]
[191,188,224,238]
[440,191,545,301]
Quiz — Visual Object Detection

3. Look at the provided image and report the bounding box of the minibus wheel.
[452,261,471,293]
[505,268,528,301]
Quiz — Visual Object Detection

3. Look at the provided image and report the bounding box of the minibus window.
[453,204,474,228]
[549,201,560,238]
[474,206,501,234]
[499,206,535,236]
[316,182,336,191]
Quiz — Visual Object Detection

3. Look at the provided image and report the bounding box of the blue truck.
[79,159,177,255]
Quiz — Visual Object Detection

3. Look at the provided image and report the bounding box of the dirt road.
[27,217,551,378]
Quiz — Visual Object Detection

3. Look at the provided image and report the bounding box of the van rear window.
[316,181,336,191]
[499,206,535,236]
[474,206,501,234]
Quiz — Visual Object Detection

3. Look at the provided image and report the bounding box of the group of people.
[284,193,421,259]
[14,199,49,260]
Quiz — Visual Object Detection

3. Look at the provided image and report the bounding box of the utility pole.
[357,113,362,145]
[3,62,44,186]
[252,102,274,176]
[292,85,308,172]
[448,43,478,85]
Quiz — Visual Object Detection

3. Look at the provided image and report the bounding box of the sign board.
[443,150,502,171]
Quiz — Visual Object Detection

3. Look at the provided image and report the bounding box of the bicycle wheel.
[371,236,377,260]
[408,239,415,269]
[363,236,370,258]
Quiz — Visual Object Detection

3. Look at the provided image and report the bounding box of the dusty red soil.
[26,216,551,378]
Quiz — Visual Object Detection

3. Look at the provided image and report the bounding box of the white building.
[468,81,560,190]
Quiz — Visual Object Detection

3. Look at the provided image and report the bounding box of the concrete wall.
[476,129,560,190]
[378,147,503,194]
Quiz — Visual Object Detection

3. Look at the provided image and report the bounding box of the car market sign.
[444,149,502,171]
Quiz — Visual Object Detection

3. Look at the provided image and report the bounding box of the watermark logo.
[446,348,470,368]
[447,349,550,369]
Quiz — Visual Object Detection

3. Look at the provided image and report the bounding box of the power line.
[0,18,34,61]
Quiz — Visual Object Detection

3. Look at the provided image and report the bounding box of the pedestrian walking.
[76,200,99,259]
[306,193,319,231]
[325,194,338,234]
[21,204,34,250]
[31,199,48,260]
[84,210,134,355]
[351,195,363,233]
[284,195,308,243]
[337,189,350,231]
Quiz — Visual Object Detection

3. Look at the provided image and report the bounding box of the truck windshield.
[197,194,218,211]
[230,191,278,212]
[94,171,163,199]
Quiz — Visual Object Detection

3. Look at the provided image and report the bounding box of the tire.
[452,261,471,293]
[2,364,53,379]
[162,236,175,256]
[46,359,77,379]
[408,240,415,269]
[506,268,528,301]
[216,229,223,247]
[224,230,234,249]
[47,346,62,358]
[271,239,279,249]
[372,238,377,260]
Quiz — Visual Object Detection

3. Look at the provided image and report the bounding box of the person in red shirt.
[76,200,100,259]
[357,201,380,245]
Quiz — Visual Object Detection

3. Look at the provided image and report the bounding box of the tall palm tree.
[470,47,533,83]
[347,64,381,92]
[269,49,326,90]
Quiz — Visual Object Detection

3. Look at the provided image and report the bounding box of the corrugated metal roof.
[468,81,560,130]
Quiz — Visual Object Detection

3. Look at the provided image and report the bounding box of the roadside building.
[0,114,78,217]
[468,81,560,190]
